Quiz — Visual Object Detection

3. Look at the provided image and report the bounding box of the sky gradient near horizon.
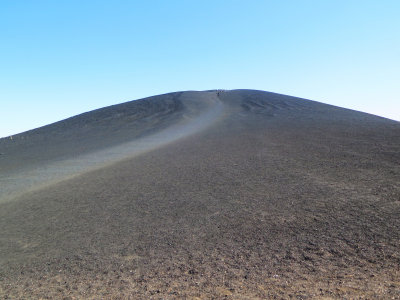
[1,1,399,137]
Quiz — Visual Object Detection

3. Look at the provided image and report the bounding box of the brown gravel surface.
[0,90,399,299]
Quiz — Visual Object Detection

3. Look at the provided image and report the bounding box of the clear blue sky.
[1,0,399,137]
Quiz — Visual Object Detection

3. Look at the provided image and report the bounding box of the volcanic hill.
[1,90,399,298]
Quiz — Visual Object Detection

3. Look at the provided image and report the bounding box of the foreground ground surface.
[0,90,399,299]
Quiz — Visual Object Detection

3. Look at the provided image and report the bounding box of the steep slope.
[1,90,399,298]
[0,91,223,202]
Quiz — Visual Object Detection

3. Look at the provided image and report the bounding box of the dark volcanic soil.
[0,90,399,299]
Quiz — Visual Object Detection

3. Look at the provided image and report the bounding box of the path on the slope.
[0,91,226,203]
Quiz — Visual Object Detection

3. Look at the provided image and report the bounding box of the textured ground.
[0,90,399,299]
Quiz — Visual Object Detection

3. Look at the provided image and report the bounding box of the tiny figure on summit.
[216,89,225,97]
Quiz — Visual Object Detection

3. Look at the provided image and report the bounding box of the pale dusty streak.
[0,93,226,203]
